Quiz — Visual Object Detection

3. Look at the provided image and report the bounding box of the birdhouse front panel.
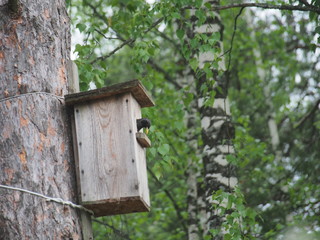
[65,80,155,217]
[131,98,150,206]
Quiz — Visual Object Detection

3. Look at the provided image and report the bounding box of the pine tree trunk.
[0,1,82,239]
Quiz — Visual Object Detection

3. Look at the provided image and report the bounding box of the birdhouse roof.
[65,80,155,107]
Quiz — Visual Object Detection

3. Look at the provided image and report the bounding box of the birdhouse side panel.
[74,94,140,204]
[128,95,150,207]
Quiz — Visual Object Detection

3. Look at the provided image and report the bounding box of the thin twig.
[227,7,245,73]
[224,7,245,90]
[294,99,320,129]
[82,3,179,89]
[93,219,132,240]
[209,3,320,14]
[147,166,188,232]
[148,60,183,89]
[298,0,311,7]
[92,17,164,64]
[94,29,121,40]
[83,0,126,42]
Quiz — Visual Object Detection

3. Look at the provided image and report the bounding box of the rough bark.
[0,1,82,239]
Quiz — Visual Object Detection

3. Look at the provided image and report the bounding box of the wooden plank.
[80,212,93,239]
[83,197,150,217]
[74,93,140,202]
[66,60,80,93]
[65,80,155,108]
[129,96,151,208]
[136,132,152,148]
[72,91,151,216]
[67,61,93,239]
[70,112,82,201]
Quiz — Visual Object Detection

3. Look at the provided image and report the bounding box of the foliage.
[209,187,258,240]
[69,0,320,239]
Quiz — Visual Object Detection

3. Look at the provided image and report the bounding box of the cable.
[0,92,64,104]
[0,184,94,215]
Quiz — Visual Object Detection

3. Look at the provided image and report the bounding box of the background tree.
[0,0,83,239]
[226,3,320,237]
[70,0,320,239]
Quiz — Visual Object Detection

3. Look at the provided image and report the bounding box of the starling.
[137,118,151,134]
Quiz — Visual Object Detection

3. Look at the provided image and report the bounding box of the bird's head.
[137,118,151,134]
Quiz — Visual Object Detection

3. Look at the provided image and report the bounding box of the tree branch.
[294,99,320,129]
[298,0,311,7]
[147,166,188,232]
[154,29,180,50]
[94,29,121,40]
[226,7,245,73]
[91,17,164,64]
[81,5,180,90]
[210,3,320,14]
[93,219,132,240]
[147,60,183,89]
[92,38,135,64]
[83,0,126,42]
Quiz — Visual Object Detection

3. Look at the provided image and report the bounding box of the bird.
[137,118,151,134]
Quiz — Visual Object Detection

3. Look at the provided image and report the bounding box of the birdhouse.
[65,80,154,217]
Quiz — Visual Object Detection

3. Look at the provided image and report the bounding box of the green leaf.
[224,233,232,240]
[171,12,181,19]
[158,144,170,156]
[227,195,233,209]
[195,9,206,25]
[183,92,194,107]
[76,23,86,32]
[189,58,199,72]
[148,147,157,157]
[204,2,211,9]
[195,0,203,8]
[226,155,237,165]
[94,74,104,88]
[176,29,185,40]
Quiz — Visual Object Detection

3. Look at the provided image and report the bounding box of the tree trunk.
[177,0,237,238]
[175,11,204,240]
[178,70,202,240]
[196,0,237,238]
[0,1,83,239]
[244,10,281,160]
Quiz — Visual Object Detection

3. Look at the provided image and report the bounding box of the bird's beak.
[145,128,149,135]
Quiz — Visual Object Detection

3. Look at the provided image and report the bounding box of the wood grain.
[136,132,152,148]
[73,92,150,216]
[65,80,155,108]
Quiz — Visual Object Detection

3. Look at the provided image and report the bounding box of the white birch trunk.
[245,10,282,160]
[196,0,237,238]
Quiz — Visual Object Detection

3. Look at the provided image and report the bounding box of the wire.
[0,184,94,215]
[0,92,64,104]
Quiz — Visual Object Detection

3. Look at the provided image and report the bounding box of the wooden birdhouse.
[65,80,154,217]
